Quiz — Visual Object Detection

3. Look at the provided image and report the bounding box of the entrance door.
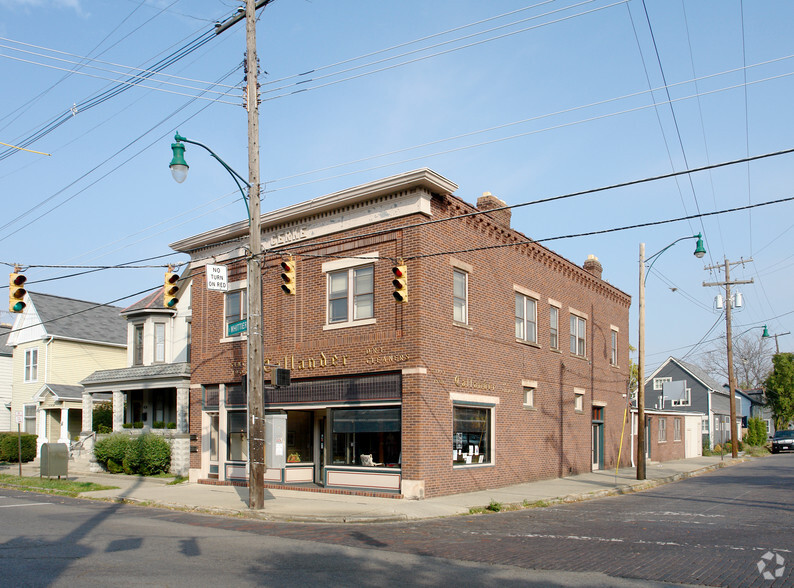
[645,418,651,460]
[314,414,326,486]
[592,406,604,470]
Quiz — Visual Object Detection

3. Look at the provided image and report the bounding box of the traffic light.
[392,264,407,303]
[9,272,26,313]
[280,257,296,295]
[164,270,180,308]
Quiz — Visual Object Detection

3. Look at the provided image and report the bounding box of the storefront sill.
[197,478,403,499]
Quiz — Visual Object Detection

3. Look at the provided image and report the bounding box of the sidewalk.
[5,455,752,523]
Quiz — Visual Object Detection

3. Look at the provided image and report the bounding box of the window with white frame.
[154,323,166,363]
[24,348,38,382]
[671,388,692,407]
[225,289,247,336]
[659,417,667,442]
[452,404,492,465]
[550,306,559,350]
[523,382,536,409]
[570,314,586,357]
[453,269,468,324]
[133,324,144,366]
[515,291,537,344]
[653,376,672,390]
[610,328,618,366]
[327,265,374,325]
[24,404,36,434]
[574,389,584,412]
[674,417,682,441]
[702,418,709,433]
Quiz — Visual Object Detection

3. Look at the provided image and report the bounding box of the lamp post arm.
[644,234,702,285]
[175,134,251,219]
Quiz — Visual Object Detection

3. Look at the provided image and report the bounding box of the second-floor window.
[133,324,144,365]
[453,269,468,324]
[24,348,38,382]
[610,329,618,366]
[154,323,165,363]
[328,265,374,324]
[515,293,537,344]
[570,315,586,357]
[550,306,559,350]
[225,289,247,336]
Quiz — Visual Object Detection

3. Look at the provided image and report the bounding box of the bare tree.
[694,331,773,389]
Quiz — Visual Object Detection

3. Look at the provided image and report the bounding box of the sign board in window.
[206,264,228,292]
[228,318,247,337]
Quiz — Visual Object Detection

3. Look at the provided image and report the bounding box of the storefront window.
[227,411,247,462]
[453,405,491,465]
[331,407,400,467]
[286,411,313,463]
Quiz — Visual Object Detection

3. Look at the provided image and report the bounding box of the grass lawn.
[0,473,117,497]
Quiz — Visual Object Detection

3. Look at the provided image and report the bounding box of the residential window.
[523,386,535,409]
[328,265,374,325]
[331,407,401,466]
[653,377,672,391]
[154,323,165,363]
[610,329,618,366]
[453,404,491,465]
[659,417,667,442]
[24,404,36,434]
[574,390,584,412]
[515,293,537,344]
[453,269,468,324]
[225,289,247,336]
[674,418,682,441]
[227,411,247,461]
[133,324,144,366]
[185,321,192,363]
[702,418,709,433]
[225,383,246,407]
[672,388,692,407]
[24,348,38,382]
[570,315,586,357]
[550,306,559,350]
[209,413,219,463]
[203,385,220,410]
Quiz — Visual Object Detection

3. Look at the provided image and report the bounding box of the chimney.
[583,254,603,280]
[476,192,511,228]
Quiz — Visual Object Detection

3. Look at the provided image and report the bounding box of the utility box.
[265,413,287,470]
[40,443,69,478]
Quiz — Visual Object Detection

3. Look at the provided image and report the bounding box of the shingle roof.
[43,384,84,400]
[0,325,11,356]
[122,287,168,314]
[29,292,127,345]
[82,362,190,385]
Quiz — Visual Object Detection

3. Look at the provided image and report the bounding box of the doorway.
[592,406,604,470]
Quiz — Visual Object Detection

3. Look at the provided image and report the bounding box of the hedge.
[94,433,171,476]
[0,432,37,463]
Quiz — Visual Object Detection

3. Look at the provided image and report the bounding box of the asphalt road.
[1,455,791,587]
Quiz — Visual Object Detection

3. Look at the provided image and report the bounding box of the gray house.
[643,357,739,449]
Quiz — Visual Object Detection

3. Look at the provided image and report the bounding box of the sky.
[1,0,793,375]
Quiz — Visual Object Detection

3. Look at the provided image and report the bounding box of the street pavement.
[1,454,755,523]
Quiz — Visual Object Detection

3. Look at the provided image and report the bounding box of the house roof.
[27,292,127,345]
[122,287,169,315]
[35,383,84,401]
[82,362,190,386]
[0,325,11,357]
[669,357,727,394]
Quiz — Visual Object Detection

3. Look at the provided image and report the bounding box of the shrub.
[122,423,133,429]
[93,434,131,470]
[96,424,112,434]
[152,421,165,429]
[133,422,144,429]
[0,432,37,462]
[92,402,113,433]
[125,433,170,476]
[745,417,767,446]
[166,422,177,430]
[713,444,722,453]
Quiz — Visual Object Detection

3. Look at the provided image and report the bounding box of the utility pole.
[244,0,265,510]
[703,258,753,459]
[637,243,647,480]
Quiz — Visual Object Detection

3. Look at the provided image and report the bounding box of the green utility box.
[40,443,69,478]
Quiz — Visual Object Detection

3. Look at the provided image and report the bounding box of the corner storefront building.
[171,169,631,499]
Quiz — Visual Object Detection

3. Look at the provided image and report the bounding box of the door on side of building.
[592,406,604,470]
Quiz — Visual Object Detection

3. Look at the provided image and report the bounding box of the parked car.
[771,430,794,454]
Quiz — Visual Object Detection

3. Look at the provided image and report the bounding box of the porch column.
[176,385,189,434]
[59,407,70,444]
[112,390,124,431]
[36,406,46,454]
[82,391,93,434]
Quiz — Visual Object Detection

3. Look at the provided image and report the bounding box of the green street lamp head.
[762,325,771,338]
[169,133,189,183]
[693,233,706,259]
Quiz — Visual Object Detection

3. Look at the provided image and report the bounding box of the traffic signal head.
[280,257,296,295]
[164,271,180,308]
[9,273,26,313]
[392,264,407,303]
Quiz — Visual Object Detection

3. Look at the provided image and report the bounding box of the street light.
[637,233,705,480]
[762,325,790,354]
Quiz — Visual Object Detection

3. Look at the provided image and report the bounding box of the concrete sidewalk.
[3,455,752,523]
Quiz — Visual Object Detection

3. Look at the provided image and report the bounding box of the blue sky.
[1,0,793,372]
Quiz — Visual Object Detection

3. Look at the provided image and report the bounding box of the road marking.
[0,502,51,508]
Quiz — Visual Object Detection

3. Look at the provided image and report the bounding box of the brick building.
[171,169,631,498]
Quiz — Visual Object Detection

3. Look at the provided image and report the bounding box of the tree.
[695,331,773,389]
[764,352,794,430]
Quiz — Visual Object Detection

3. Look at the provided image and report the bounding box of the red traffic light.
[392,266,405,278]
[11,274,26,286]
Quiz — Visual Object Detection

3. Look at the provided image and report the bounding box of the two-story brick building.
[171,169,631,498]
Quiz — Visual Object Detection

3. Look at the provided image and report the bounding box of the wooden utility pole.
[637,243,647,480]
[245,0,265,510]
[703,258,753,459]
